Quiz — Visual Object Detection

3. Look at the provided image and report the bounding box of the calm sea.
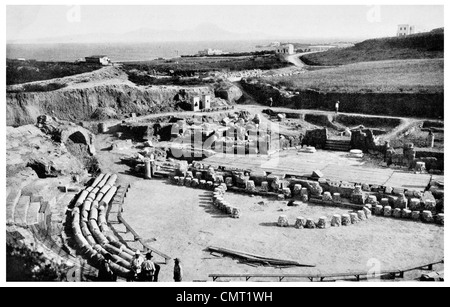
[6,40,299,62]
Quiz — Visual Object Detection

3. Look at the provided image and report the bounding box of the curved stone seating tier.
[68,173,136,278]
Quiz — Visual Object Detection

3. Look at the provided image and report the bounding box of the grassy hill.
[261,59,443,94]
[301,28,444,66]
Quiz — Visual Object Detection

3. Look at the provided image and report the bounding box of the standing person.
[173,258,183,282]
[97,253,116,282]
[140,252,156,282]
[335,100,340,115]
[129,250,144,281]
[269,97,273,107]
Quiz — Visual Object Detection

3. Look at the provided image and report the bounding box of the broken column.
[225,177,233,187]
[380,198,389,207]
[374,204,383,215]
[436,213,444,225]
[206,181,214,190]
[191,178,199,188]
[394,194,408,209]
[367,195,377,205]
[415,161,426,173]
[331,214,342,227]
[332,193,341,203]
[428,131,435,148]
[424,199,436,211]
[246,180,257,192]
[393,208,402,218]
[363,206,372,219]
[144,160,152,179]
[351,185,367,204]
[357,210,367,221]
[261,181,269,192]
[294,216,306,229]
[411,211,421,220]
[231,207,241,218]
[317,217,327,229]
[293,184,302,196]
[305,218,315,229]
[409,198,421,211]
[184,177,192,186]
[402,209,412,219]
[271,176,281,192]
[422,210,434,223]
[282,187,292,198]
[173,176,180,185]
[277,215,289,227]
[383,206,392,217]
[322,192,332,202]
[350,212,359,224]
[341,214,351,226]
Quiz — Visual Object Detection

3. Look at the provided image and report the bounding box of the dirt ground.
[120,179,443,282]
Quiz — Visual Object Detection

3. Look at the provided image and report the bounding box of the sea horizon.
[6,39,338,62]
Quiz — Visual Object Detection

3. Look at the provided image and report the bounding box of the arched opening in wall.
[64,131,100,176]
[68,131,87,145]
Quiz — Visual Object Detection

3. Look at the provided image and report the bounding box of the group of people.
[97,250,183,282]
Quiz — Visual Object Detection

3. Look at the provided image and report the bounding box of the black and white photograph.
[3,1,446,288]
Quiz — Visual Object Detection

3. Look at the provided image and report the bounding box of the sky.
[6,5,445,42]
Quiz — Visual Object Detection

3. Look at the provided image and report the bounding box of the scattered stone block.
[380,198,389,207]
[294,216,306,229]
[261,181,269,192]
[331,214,341,227]
[277,194,285,201]
[184,177,192,186]
[300,188,308,196]
[385,186,393,194]
[277,215,289,227]
[383,206,392,217]
[301,194,309,202]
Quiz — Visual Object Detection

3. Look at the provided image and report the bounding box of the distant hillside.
[301,28,444,66]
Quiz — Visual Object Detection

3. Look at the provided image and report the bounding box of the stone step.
[27,201,41,225]
[6,188,22,224]
[14,195,31,226]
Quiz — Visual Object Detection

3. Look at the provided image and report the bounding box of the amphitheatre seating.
[68,173,137,278]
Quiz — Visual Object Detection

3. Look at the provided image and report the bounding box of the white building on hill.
[397,24,415,36]
[276,44,294,55]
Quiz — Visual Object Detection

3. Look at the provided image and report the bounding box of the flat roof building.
[85,55,111,65]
